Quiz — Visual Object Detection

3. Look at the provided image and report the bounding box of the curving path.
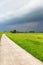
[0,34,43,65]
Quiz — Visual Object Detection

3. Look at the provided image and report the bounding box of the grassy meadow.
[6,33,43,62]
[0,32,3,38]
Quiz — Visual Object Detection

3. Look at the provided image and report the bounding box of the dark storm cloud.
[1,21,43,32]
[2,8,43,26]
[0,7,43,32]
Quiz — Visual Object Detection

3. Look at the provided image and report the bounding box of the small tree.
[10,30,16,33]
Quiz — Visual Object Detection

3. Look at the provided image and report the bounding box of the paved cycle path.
[0,34,43,65]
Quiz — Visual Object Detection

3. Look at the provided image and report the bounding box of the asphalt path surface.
[0,34,43,65]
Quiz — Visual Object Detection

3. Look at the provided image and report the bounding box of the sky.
[0,0,43,32]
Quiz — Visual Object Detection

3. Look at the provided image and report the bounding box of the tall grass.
[6,33,43,62]
[0,32,3,38]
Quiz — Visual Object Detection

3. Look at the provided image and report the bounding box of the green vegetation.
[10,30,16,33]
[6,33,43,62]
[0,32,3,38]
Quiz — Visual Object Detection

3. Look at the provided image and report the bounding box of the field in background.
[6,33,43,62]
[0,32,3,38]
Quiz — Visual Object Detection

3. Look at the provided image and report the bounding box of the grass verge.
[0,32,3,39]
[6,33,43,62]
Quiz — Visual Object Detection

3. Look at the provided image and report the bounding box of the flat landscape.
[0,0,43,65]
[0,32,3,38]
[0,34,42,65]
[6,33,43,62]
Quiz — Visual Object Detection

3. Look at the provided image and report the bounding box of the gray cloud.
[0,0,43,32]
[3,8,43,25]
[0,7,43,32]
[0,21,43,32]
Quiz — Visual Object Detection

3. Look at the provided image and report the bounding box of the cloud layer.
[0,0,43,32]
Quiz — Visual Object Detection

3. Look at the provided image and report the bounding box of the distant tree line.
[10,30,16,33]
[10,29,35,33]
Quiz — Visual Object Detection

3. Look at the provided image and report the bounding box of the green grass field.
[0,32,3,38]
[6,33,43,62]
